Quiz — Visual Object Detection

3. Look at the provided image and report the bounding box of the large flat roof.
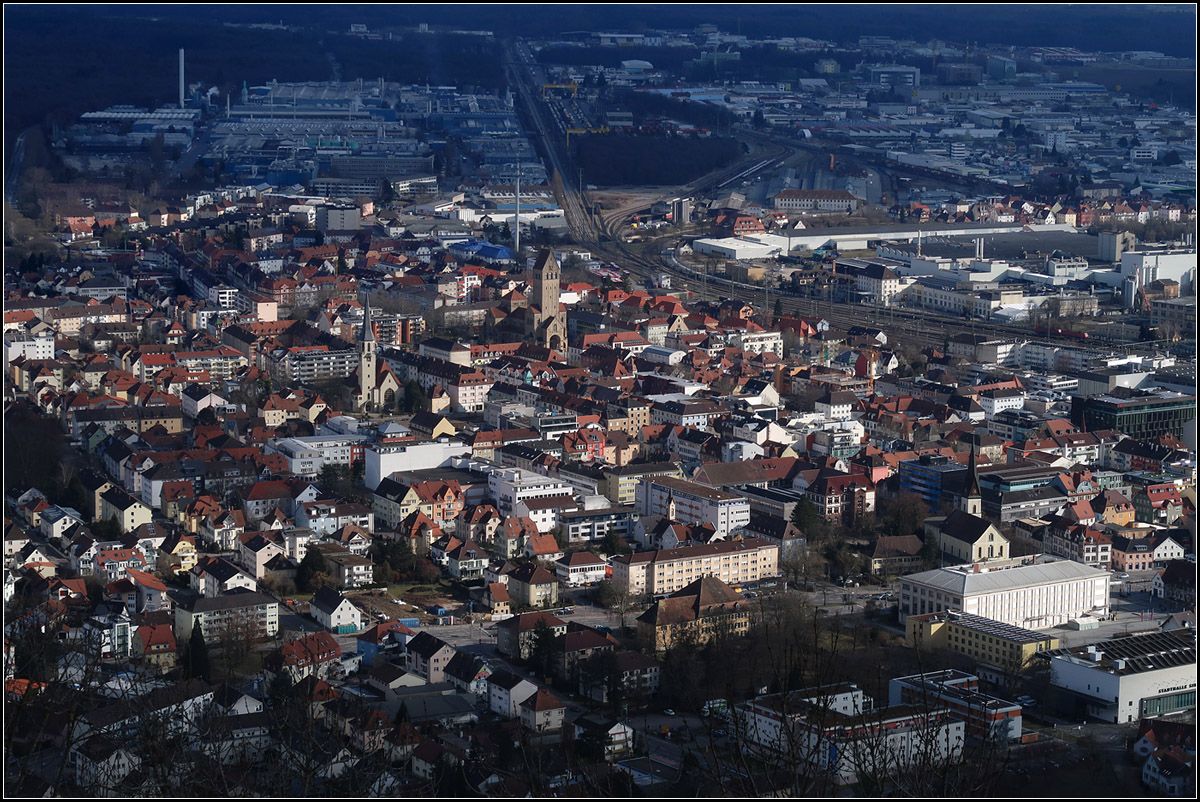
[905,558,1108,595]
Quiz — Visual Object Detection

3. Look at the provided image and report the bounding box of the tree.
[877,492,929,537]
[296,548,326,594]
[183,620,211,683]
[790,498,825,539]
[195,407,218,427]
[403,380,427,414]
[528,619,558,678]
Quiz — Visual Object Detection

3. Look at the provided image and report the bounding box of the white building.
[899,557,1110,629]
[1045,630,1195,723]
[488,468,574,518]
[3,329,55,366]
[265,434,369,478]
[1120,248,1197,305]
[737,683,966,786]
[979,388,1027,419]
[555,551,608,586]
[364,438,472,492]
[729,330,784,357]
[636,476,750,537]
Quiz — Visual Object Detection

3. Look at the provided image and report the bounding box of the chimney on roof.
[973,563,980,573]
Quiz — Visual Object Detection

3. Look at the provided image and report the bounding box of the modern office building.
[1071,389,1196,444]
[1042,631,1196,724]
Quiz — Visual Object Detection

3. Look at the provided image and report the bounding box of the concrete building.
[611,538,779,597]
[888,670,1022,741]
[1043,631,1196,723]
[906,610,1060,682]
[737,683,965,786]
[488,468,574,518]
[899,557,1110,629]
[364,440,472,492]
[635,476,750,538]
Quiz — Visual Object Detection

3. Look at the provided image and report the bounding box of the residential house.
[520,688,566,733]
[488,668,539,718]
[404,631,456,683]
[262,630,342,684]
[309,585,362,634]
[496,611,568,661]
[505,563,560,609]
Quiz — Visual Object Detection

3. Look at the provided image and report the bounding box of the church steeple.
[359,298,376,346]
[528,248,566,352]
[358,297,377,411]
[960,444,982,516]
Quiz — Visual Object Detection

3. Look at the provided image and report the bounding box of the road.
[7,128,29,203]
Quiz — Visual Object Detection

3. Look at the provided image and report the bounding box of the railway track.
[510,42,1115,355]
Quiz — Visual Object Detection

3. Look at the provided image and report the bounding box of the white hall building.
[899,556,1110,630]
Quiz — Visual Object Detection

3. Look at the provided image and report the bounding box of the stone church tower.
[357,300,378,411]
[528,248,567,351]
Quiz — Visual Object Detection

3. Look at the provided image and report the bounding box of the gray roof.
[905,559,1108,596]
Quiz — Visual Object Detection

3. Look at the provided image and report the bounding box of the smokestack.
[179,48,185,109]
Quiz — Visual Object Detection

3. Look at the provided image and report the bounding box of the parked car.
[663,708,676,717]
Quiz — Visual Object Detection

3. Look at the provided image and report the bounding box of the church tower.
[960,444,982,517]
[358,299,377,411]
[528,248,566,352]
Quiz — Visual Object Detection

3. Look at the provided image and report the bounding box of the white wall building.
[636,476,751,537]
[488,468,574,518]
[737,684,966,786]
[1046,631,1196,723]
[899,557,1110,629]
[364,439,472,492]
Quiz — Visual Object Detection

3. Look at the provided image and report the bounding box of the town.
[3,6,1197,798]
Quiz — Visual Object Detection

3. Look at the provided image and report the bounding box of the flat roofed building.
[1042,630,1196,724]
[737,685,964,786]
[906,609,1060,680]
[899,556,1110,630]
[888,669,1022,741]
[636,476,750,537]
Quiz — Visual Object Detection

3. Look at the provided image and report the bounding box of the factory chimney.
[179,49,185,109]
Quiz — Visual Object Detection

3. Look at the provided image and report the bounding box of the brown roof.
[520,688,565,712]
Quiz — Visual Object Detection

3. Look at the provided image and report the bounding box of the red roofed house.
[520,688,566,733]
[264,630,342,683]
[135,624,178,672]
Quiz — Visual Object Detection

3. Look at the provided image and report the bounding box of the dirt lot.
[345,587,462,625]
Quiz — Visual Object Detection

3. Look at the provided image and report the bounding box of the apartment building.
[174,591,280,641]
[611,538,779,597]
[635,476,751,537]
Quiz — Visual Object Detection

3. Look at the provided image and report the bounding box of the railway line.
[508,39,1119,356]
